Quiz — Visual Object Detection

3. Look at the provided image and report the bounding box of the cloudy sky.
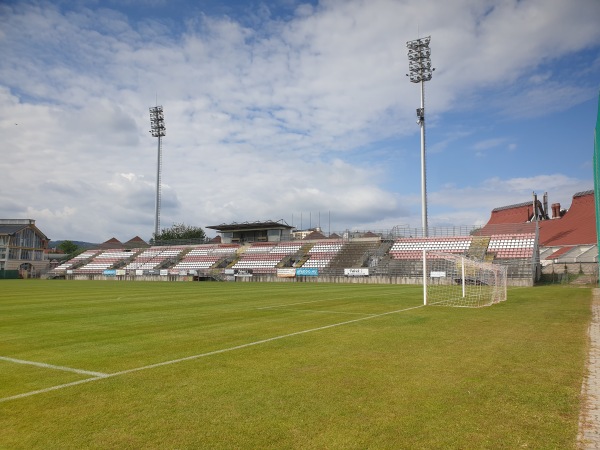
[1,0,599,242]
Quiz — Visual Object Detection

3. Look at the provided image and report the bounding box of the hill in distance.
[48,240,98,249]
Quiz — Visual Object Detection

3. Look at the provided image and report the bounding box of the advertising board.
[296,267,318,276]
[234,269,253,277]
[277,268,296,278]
[344,268,369,277]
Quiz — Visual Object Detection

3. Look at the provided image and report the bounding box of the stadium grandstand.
[40,190,600,285]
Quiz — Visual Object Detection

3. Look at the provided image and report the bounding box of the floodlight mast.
[149,106,166,240]
[407,36,433,237]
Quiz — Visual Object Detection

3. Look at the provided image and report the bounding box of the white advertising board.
[344,268,369,277]
[277,268,296,278]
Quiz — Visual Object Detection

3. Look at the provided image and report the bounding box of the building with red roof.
[486,190,596,247]
[484,190,597,276]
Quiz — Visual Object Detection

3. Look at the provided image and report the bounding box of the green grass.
[0,280,592,449]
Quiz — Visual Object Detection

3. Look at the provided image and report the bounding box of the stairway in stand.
[467,236,490,260]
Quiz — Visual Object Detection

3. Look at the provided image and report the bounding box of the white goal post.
[423,251,507,307]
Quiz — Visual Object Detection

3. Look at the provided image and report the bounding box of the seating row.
[309,242,344,253]
[391,237,472,254]
[232,261,279,268]
[54,250,99,270]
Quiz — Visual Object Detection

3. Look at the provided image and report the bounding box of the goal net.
[424,251,507,307]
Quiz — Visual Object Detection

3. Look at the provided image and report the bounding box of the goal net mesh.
[425,252,507,307]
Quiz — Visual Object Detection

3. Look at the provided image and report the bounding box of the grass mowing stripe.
[0,282,590,448]
[255,289,403,310]
[1,303,425,403]
[263,308,378,316]
[0,356,109,378]
[109,303,425,376]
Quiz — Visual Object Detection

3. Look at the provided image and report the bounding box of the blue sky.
[0,0,599,242]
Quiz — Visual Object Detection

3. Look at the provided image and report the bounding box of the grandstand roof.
[206,220,293,232]
[484,190,597,246]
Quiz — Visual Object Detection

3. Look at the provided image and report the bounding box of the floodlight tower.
[407,36,433,237]
[149,105,166,240]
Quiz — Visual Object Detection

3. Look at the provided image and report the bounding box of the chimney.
[551,203,561,219]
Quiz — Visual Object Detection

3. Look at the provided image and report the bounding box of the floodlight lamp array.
[149,106,166,137]
[406,36,433,83]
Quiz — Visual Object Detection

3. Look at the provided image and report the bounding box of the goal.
[424,251,507,307]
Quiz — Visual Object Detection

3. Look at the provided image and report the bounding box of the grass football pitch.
[0,280,592,448]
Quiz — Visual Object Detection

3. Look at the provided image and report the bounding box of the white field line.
[0,377,105,403]
[0,303,424,403]
[0,356,109,378]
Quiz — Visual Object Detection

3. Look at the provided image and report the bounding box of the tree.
[57,240,79,255]
[153,223,206,243]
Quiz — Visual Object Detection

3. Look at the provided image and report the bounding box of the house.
[0,219,50,278]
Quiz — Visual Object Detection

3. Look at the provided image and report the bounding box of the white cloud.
[472,137,508,151]
[427,174,592,228]
[0,0,597,242]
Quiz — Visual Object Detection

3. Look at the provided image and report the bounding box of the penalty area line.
[0,377,105,403]
[0,303,425,403]
[0,356,109,378]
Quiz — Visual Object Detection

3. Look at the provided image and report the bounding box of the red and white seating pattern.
[243,243,276,253]
[232,242,304,273]
[487,234,535,259]
[54,250,99,271]
[270,242,303,255]
[232,244,278,273]
[301,241,344,269]
[75,249,134,273]
[390,237,472,260]
[124,248,185,271]
[173,244,239,271]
